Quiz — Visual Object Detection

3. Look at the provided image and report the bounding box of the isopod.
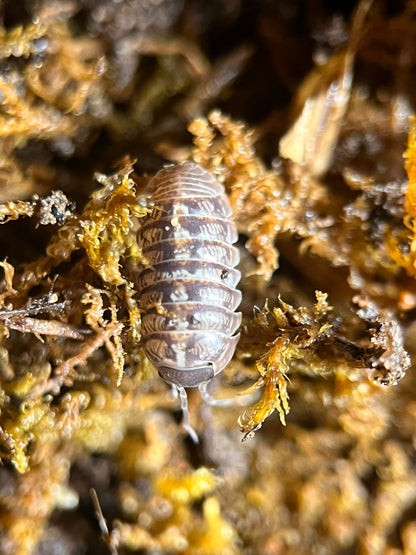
[137,161,241,440]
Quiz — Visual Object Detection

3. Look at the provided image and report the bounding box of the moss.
[0,1,415,554]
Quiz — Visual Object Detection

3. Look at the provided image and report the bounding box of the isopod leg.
[177,385,199,443]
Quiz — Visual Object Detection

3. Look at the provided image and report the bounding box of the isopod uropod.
[137,161,242,440]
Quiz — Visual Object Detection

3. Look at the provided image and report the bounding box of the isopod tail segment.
[136,161,242,442]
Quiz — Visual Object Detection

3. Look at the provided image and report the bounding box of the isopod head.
[158,364,214,388]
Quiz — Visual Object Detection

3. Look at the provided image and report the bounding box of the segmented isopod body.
[137,162,241,406]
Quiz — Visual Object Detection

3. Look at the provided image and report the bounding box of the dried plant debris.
[0,190,74,225]
[0,1,415,554]
[238,292,410,440]
[279,0,375,178]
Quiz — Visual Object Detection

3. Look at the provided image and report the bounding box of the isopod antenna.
[198,380,234,406]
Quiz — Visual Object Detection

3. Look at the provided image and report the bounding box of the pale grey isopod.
[137,161,241,440]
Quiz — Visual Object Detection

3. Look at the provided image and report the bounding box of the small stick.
[90,488,119,555]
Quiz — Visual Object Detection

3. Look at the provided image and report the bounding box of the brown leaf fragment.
[279,0,374,177]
